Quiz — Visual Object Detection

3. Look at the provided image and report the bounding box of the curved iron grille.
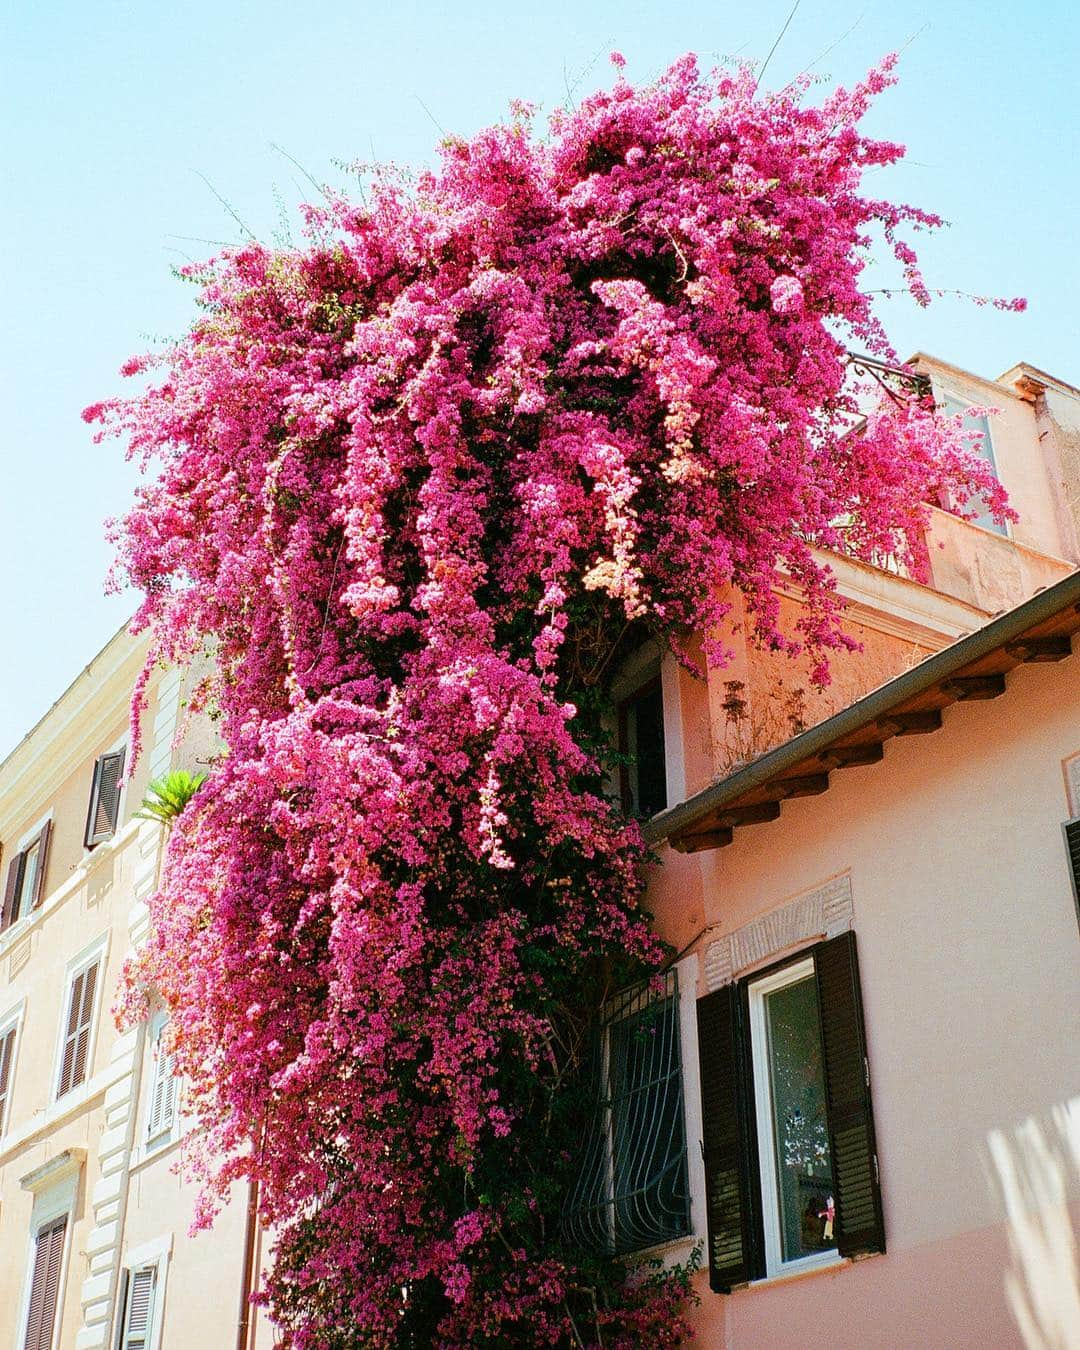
[562,971,690,1255]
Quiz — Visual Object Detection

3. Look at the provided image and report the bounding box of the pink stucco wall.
[648,645,1080,1347]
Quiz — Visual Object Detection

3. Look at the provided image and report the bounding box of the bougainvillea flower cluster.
[87,53,1013,1347]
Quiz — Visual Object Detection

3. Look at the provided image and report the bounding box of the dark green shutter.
[1063,819,1080,933]
[696,983,763,1291]
[814,931,885,1257]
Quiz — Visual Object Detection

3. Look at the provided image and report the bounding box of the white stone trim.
[704,874,853,992]
[75,668,176,1350]
[16,1158,83,1350]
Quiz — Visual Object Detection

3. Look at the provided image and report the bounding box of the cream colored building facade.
[1,352,1078,1350]
[0,639,272,1350]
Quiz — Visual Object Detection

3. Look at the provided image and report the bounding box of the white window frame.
[52,934,109,1103]
[10,810,54,924]
[747,956,840,1281]
[143,1010,180,1149]
[936,385,1011,539]
[16,1163,80,1350]
[116,1233,172,1350]
[0,997,27,1138]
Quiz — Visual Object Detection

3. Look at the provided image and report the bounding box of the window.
[618,678,667,819]
[57,958,100,1099]
[145,1014,179,1145]
[22,1214,67,1350]
[1063,818,1080,935]
[562,970,690,1255]
[941,395,1008,537]
[696,932,884,1292]
[85,748,126,848]
[1,822,52,932]
[117,1263,159,1350]
[0,1015,18,1135]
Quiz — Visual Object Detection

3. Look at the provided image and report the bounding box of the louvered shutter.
[147,1021,178,1140]
[121,1265,156,1350]
[29,821,51,911]
[85,750,126,847]
[696,983,763,1291]
[58,969,86,1097]
[72,961,98,1088]
[23,1215,67,1350]
[58,961,98,1097]
[814,931,885,1257]
[2,850,23,931]
[0,1024,16,1132]
[1064,819,1080,932]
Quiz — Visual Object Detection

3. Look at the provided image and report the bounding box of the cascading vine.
[87,52,1015,1347]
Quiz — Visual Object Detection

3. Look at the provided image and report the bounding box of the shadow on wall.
[986,1097,1080,1349]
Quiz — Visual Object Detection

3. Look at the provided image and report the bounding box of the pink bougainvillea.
[88,53,1012,1347]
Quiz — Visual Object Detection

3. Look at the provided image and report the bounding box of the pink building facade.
[590,356,1080,1347]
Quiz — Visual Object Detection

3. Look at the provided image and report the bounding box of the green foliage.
[135,769,208,826]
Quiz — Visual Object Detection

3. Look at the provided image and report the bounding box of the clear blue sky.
[2,0,1077,759]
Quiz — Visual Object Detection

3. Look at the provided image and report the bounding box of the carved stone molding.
[704,873,854,992]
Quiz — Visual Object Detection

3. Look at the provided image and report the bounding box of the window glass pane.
[17,842,39,918]
[623,681,667,818]
[942,396,1006,536]
[764,973,835,1263]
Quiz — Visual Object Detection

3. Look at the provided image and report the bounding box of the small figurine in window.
[818,1195,835,1243]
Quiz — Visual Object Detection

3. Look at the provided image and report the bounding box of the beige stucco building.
[0,641,272,1350]
[1,352,1078,1349]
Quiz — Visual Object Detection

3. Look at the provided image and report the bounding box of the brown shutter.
[1,850,22,931]
[696,983,763,1291]
[58,968,87,1097]
[1064,819,1080,934]
[814,931,886,1258]
[85,751,126,847]
[29,821,51,911]
[71,961,99,1090]
[23,1215,67,1350]
[0,1025,16,1132]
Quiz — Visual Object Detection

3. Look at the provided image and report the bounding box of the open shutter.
[86,751,126,847]
[72,961,99,1089]
[58,969,86,1097]
[1064,819,1080,932]
[121,1265,156,1349]
[23,1215,67,1350]
[696,983,763,1291]
[113,1268,130,1350]
[2,850,23,931]
[814,931,885,1257]
[0,1024,16,1132]
[29,822,51,911]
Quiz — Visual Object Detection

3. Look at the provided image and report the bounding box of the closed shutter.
[58,961,98,1097]
[85,751,126,847]
[23,1215,67,1350]
[0,1024,16,1132]
[696,983,763,1291]
[147,1021,178,1140]
[121,1265,156,1350]
[29,822,51,911]
[814,931,885,1257]
[1064,819,1080,932]
[2,850,23,931]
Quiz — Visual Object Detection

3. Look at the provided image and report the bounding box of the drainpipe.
[237,1174,260,1350]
